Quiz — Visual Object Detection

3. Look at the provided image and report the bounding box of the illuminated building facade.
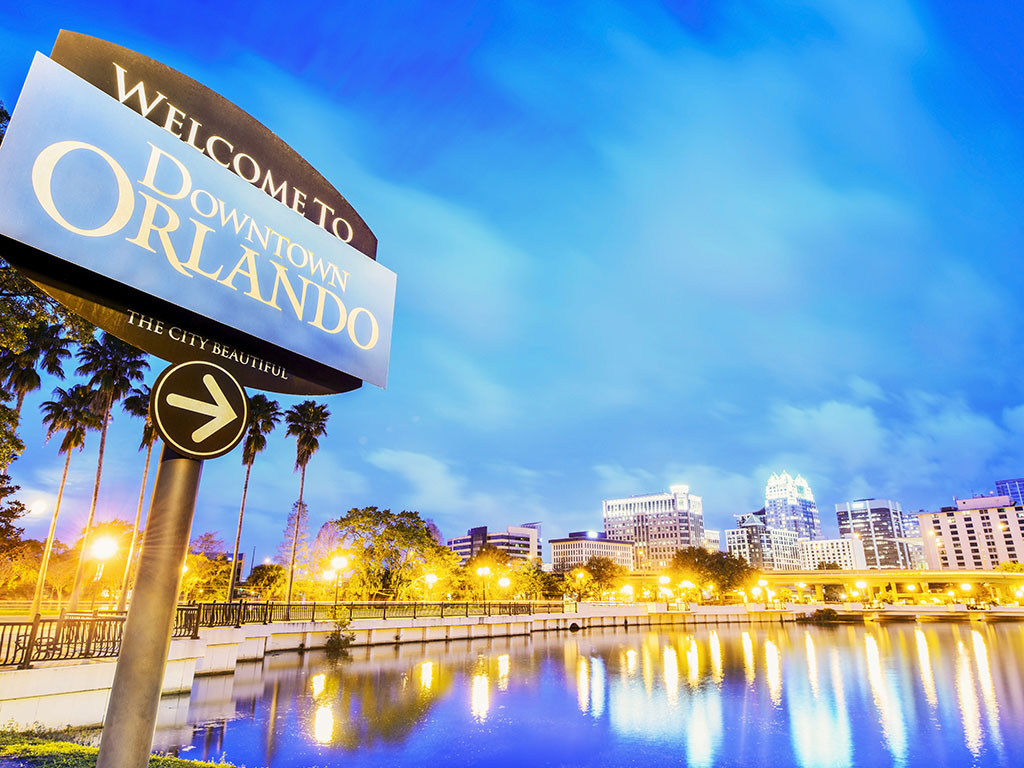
[447,522,543,563]
[835,499,910,569]
[550,531,635,571]
[918,496,1024,570]
[703,529,722,552]
[602,484,704,570]
[797,537,867,571]
[765,471,821,540]
[725,512,800,570]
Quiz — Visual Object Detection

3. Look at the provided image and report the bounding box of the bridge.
[756,569,1024,601]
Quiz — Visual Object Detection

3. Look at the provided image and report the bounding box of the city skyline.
[3,1,1024,560]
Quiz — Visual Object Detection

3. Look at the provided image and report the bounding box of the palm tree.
[0,322,72,422]
[67,333,148,611]
[31,385,101,616]
[228,394,282,602]
[284,400,330,609]
[116,385,158,611]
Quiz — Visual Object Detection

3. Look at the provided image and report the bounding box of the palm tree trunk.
[116,440,153,611]
[29,450,72,616]
[285,465,306,614]
[228,462,254,603]
[68,397,111,612]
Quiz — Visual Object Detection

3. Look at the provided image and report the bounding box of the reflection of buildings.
[725,510,800,570]
[836,499,911,569]
[798,537,867,571]
[550,531,634,571]
[765,471,821,540]
[447,522,543,563]
[603,485,704,570]
[919,496,1024,570]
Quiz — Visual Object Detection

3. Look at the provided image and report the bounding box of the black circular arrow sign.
[151,361,248,460]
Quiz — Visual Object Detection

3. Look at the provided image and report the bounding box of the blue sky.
[3,0,1024,559]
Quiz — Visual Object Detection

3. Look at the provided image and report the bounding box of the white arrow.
[166,374,238,443]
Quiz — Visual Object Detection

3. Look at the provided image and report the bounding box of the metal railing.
[0,600,572,668]
[1,611,127,669]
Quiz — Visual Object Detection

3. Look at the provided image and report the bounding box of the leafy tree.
[67,333,148,610]
[582,556,628,596]
[816,561,841,571]
[275,501,312,588]
[116,384,158,610]
[228,393,281,601]
[667,546,756,597]
[996,562,1024,573]
[331,506,459,600]
[283,400,330,605]
[0,472,28,557]
[190,531,226,556]
[0,539,42,598]
[246,563,287,600]
[31,384,101,615]
[0,321,71,427]
[508,559,561,599]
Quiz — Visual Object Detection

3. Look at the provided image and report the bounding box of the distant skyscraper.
[764,471,821,540]
[603,484,704,571]
[725,510,800,570]
[995,479,1024,506]
[835,499,909,569]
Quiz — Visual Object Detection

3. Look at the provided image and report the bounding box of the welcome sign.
[0,50,395,393]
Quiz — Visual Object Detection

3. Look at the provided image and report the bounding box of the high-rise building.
[550,531,635,571]
[995,479,1024,506]
[602,484,704,571]
[703,529,722,552]
[447,522,543,563]
[798,538,867,571]
[725,511,800,570]
[765,471,821,540]
[835,499,910,569]
[919,496,1024,570]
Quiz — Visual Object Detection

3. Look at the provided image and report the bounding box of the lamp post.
[90,536,118,612]
[476,566,491,601]
[330,555,349,605]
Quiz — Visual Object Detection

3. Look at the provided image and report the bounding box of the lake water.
[159,621,1024,768]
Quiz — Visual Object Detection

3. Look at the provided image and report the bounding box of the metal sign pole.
[96,444,202,768]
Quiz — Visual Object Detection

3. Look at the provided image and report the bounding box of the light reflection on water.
[162,622,1024,767]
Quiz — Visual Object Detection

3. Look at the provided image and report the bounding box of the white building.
[447,523,543,563]
[765,471,821,540]
[725,513,800,571]
[603,484,704,571]
[550,531,635,571]
[703,529,722,552]
[919,496,1024,570]
[798,537,867,571]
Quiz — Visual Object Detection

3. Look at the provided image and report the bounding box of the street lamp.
[476,566,491,601]
[327,555,350,604]
[90,536,118,611]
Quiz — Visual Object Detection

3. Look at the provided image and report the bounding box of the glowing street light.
[476,566,492,601]
[497,576,511,590]
[659,575,671,585]
[331,555,349,571]
[90,536,118,610]
[92,536,118,561]
[424,573,438,588]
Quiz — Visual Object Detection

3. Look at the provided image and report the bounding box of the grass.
[0,729,243,767]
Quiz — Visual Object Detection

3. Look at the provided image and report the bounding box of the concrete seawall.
[0,604,802,730]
